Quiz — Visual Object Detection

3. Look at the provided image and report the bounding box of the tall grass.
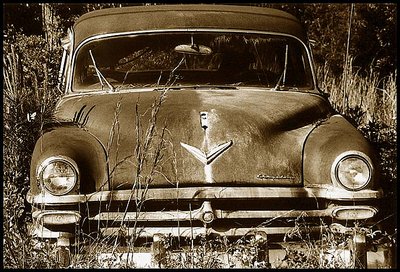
[317,60,397,236]
[3,26,397,267]
[318,58,396,131]
[318,60,397,190]
[3,32,63,268]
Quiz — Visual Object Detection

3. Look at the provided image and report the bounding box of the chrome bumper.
[27,186,383,205]
[28,186,381,241]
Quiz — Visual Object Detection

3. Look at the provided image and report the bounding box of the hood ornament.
[181,111,233,165]
[200,111,208,129]
[181,141,233,165]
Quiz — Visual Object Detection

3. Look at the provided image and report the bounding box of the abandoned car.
[27,4,390,268]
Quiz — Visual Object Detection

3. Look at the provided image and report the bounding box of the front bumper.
[27,186,382,238]
[27,185,382,204]
[27,186,392,268]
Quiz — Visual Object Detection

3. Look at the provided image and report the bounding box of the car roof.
[73,4,307,48]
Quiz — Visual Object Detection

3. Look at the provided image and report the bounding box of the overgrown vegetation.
[317,60,397,222]
[3,3,397,268]
[3,31,63,268]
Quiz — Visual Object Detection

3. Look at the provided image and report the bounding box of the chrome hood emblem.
[181,111,233,166]
[181,140,233,165]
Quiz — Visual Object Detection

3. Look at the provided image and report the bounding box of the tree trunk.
[42,3,56,51]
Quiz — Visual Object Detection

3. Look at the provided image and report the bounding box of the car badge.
[181,111,233,165]
[181,140,233,165]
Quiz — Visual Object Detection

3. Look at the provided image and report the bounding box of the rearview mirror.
[174,44,212,56]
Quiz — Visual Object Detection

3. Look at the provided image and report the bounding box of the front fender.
[303,115,379,189]
[30,125,108,195]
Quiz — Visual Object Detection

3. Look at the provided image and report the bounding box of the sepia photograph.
[3,3,397,268]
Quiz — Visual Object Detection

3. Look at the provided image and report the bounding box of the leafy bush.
[3,28,63,268]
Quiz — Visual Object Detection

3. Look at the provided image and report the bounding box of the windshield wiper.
[194,85,237,90]
[153,85,238,92]
[89,50,115,92]
[273,71,284,91]
[273,44,289,91]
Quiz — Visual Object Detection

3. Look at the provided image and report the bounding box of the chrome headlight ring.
[37,156,79,196]
[331,151,373,191]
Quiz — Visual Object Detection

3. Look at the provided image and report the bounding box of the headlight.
[37,156,79,195]
[331,151,373,191]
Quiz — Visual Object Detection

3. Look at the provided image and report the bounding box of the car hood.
[55,88,332,189]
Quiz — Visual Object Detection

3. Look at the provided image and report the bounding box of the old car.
[27,4,391,268]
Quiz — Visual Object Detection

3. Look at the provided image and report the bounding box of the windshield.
[72,32,314,92]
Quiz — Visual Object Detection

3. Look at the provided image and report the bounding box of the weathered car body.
[27,4,390,268]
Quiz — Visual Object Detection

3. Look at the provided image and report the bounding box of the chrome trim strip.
[69,29,317,93]
[27,186,383,205]
[65,28,74,94]
[90,208,334,222]
[100,225,326,238]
